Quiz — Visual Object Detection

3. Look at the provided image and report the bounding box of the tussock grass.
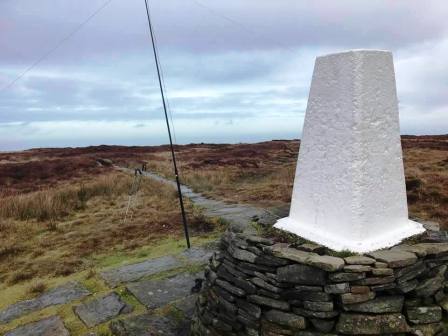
[0,174,132,222]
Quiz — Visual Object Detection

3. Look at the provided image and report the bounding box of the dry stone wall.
[191,230,448,335]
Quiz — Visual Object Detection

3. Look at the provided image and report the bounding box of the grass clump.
[27,281,47,296]
[0,173,132,222]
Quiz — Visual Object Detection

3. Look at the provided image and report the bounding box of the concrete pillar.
[275,50,424,253]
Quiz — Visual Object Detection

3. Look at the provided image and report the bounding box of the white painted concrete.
[275,50,424,253]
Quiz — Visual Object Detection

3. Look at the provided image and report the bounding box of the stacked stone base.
[191,229,448,335]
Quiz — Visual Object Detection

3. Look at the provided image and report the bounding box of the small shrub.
[27,282,47,296]
[8,270,36,284]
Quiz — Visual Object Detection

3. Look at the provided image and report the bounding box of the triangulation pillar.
[275,50,424,253]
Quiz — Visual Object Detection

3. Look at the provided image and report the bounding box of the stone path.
[1,245,216,335]
[124,168,279,231]
[0,282,90,324]
[127,272,203,309]
[4,316,70,336]
[100,255,183,288]
[75,292,133,327]
[1,168,277,335]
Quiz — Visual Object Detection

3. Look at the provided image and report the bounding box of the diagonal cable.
[0,0,114,93]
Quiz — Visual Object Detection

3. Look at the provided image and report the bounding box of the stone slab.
[127,272,202,309]
[367,250,417,268]
[100,255,183,287]
[173,295,198,318]
[336,313,409,334]
[75,292,132,327]
[0,282,90,324]
[5,316,69,336]
[181,246,214,264]
[343,295,404,313]
[109,313,190,336]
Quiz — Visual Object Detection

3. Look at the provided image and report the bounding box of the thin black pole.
[143,0,191,248]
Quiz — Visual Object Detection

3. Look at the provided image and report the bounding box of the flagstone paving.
[100,255,183,288]
[5,316,70,336]
[1,168,278,335]
[0,282,90,324]
[127,272,203,309]
[74,292,133,327]
[109,313,190,336]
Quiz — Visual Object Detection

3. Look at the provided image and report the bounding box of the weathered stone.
[306,255,345,272]
[394,261,426,282]
[293,291,332,302]
[397,279,418,293]
[238,261,276,274]
[405,298,422,308]
[371,282,397,292]
[236,299,262,319]
[343,295,404,313]
[173,295,197,318]
[413,243,448,257]
[229,246,257,263]
[292,307,338,319]
[247,295,290,311]
[324,283,350,294]
[367,250,417,268]
[75,292,132,327]
[264,309,306,330]
[181,246,215,264]
[110,313,189,336]
[336,313,409,335]
[303,301,334,312]
[270,246,344,271]
[127,272,202,309]
[261,320,294,335]
[258,289,281,300]
[328,272,365,282]
[406,306,442,324]
[344,256,376,265]
[237,310,259,329]
[255,254,290,267]
[246,246,262,256]
[374,261,388,268]
[309,318,336,333]
[212,286,235,303]
[0,281,90,324]
[215,279,246,297]
[217,267,257,294]
[251,277,282,293]
[297,243,326,255]
[371,268,393,276]
[412,323,443,336]
[5,316,69,336]
[392,244,428,258]
[340,292,375,305]
[101,255,183,287]
[270,245,311,263]
[343,265,371,273]
[414,275,444,297]
[294,285,323,292]
[350,286,370,294]
[277,264,326,285]
[354,275,395,285]
[242,235,274,246]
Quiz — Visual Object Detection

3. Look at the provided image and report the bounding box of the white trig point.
[275,50,424,253]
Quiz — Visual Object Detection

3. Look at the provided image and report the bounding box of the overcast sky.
[1,0,447,150]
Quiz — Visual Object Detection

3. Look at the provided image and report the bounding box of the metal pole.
[143,0,191,248]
